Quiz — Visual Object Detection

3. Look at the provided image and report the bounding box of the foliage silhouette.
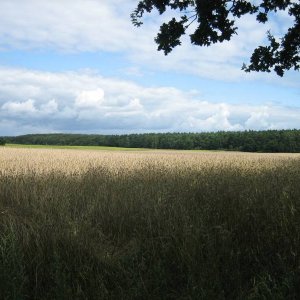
[132,0,300,76]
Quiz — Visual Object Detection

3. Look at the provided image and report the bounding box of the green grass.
[1,152,300,299]
[5,143,221,153]
[5,143,148,151]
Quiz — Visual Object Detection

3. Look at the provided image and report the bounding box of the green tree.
[132,0,300,76]
[0,138,5,146]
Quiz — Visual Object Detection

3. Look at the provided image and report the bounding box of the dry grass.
[1,147,300,299]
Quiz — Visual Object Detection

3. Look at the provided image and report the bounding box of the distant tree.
[0,138,5,146]
[132,0,300,76]
[7,130,300,152]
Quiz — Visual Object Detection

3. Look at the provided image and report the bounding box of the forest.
[2,129,300,152]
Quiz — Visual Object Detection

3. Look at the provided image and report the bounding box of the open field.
[5,144,218,153]
[1,147,300,299]
[5,143,148,151]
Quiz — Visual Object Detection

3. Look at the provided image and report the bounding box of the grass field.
[5,143,217,152]
[1,147,300,299]
[5,143,148,151]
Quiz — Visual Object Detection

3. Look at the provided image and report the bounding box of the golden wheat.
[1,147,299,177]
[1,147,300,299]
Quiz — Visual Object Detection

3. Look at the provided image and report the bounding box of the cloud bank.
[0,67,299,136]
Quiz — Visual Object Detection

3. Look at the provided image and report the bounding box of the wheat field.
[1,147,300,299]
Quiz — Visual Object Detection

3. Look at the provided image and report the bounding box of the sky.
[0,0,299,136]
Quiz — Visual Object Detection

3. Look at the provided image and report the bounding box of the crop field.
[1,147,300,299]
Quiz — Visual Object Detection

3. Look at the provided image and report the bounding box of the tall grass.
[0,148,300,299]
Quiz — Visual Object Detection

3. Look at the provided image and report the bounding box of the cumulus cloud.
[2,98,60,117]
[127,98,143,111]
[0,67,299,135]
[245,107,271,130]
[75,89,105,109]
[41,99,58,114]
[184,104,244,132]
[2,99,37,114]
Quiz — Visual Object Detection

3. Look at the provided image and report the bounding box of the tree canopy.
[131,0,300,76]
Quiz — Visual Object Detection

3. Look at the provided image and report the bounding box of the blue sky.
[0,0,299,135]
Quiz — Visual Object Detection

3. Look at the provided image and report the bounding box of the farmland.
[5,143,149,151]
[1,147,300,299]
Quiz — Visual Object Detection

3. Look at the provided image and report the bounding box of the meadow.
[0,146,300,299]
[5,143,148,151]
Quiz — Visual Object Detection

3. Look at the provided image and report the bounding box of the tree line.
[2,130,300,152]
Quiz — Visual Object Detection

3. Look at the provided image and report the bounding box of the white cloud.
[0,0,298,83]
[245,107,271,129]
[0,67,299,135]
[0,0,138,52]
[128,98,143,111]
[75,89,105,109]
[185,104,244,131]
[2,99,37,114]
[41,99,58,114]
[1,98,60,117]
